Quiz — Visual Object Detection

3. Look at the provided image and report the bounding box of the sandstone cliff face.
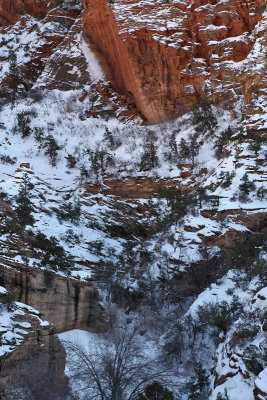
[0,299,65,395]
[82,0,266,124]
[0,0,61,26]
[0,263,103,333]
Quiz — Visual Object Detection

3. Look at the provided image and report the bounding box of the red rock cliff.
[0,0,60,26]
[82,0,266,124]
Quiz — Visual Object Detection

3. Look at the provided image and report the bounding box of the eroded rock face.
[82,0,266,124]
[0,301,66,396]
[0,264,103,333]
[0,0,61,26]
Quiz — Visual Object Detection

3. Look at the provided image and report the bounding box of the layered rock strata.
[83,0,266,124]
[0,263,103,333]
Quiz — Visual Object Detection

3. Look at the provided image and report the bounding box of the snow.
[255,368,267,394]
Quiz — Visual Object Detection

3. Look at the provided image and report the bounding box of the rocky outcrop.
[82,0,266,124]
[0,0,61,26]
[0,263,103,333]
[0,300,66,396]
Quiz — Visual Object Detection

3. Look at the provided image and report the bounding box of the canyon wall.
[0,0,61,26]
[82,0,266,124]
[0,263,103,333]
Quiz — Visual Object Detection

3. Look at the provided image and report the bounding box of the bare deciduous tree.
[64,324,163,400]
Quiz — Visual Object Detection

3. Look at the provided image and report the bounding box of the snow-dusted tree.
[43,134,61,166]
[15,174,35,228]
[64,324,163,400]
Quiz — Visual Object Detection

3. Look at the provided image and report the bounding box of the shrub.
[238,173,256,202]
[27,232,74,272]
[65,153,77,168]
[56,199,81,224]
[230,322,260,346]
[214,126,234,159]
[43,134,62,166]
[17,112,32,138]
[137,381,174,400]
[0,154,17,164]
[243,344,265,375]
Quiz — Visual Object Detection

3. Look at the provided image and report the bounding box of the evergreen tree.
[178,133,199,166]
[17,112,31,138]
[214,126,234,159]
[8,51,20,103]
[140,132,159,171]
[192,100,218,136]
[238,173,256,202]
[136,381,174,400]
[43,135,61,166]
[66,153,77,168]
[15,174,35,228]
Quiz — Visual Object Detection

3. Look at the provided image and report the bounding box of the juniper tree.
[8,51,20,103]
[43,134,61,166]
[238,173,256,202]
[192,100,218,136]
[140,132,159,171]
[15,174,35,228]
[17,112,31,138]
[179,133,199,166]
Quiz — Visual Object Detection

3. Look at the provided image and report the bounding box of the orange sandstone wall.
[0,0,60,26]
[82,0,266,124]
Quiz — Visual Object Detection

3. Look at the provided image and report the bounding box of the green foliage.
[256,186,267,201]
[33,127,45,142]
[221,171,235,189]
[238,173,256,202]
[214,126,234,159]
[243,344,266,375]
[178,133,199,166]
[230,322,260,346]
[0,154,17,164]
[66,153,77,168]
[17,112,32,138]
[157,186,197,224]
[43,134,61,166]
[248,138,262,156]
[89,147,113,179]
[15,174,35,228]
[196,297,243,335]
[8,50,20,103]
[186,362,209,400]
[136,381,174,400]
[57,199,81,224]
[140,132,159,171]
[192,100,218,136]
[168,131,179,162]
[28,231,74,272]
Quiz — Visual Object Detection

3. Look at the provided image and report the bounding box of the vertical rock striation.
[82,0,266,124]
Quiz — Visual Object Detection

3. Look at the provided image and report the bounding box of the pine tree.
[8,51,20,103]
[15,174,35,228]
[192,100,218,136]
[43,135,61,166]
[238,173,256,202]
[140,132,159,171]
[17,112,31,138]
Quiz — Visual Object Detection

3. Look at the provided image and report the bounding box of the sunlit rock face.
[82,0,266,124]
[0,0,61,26]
